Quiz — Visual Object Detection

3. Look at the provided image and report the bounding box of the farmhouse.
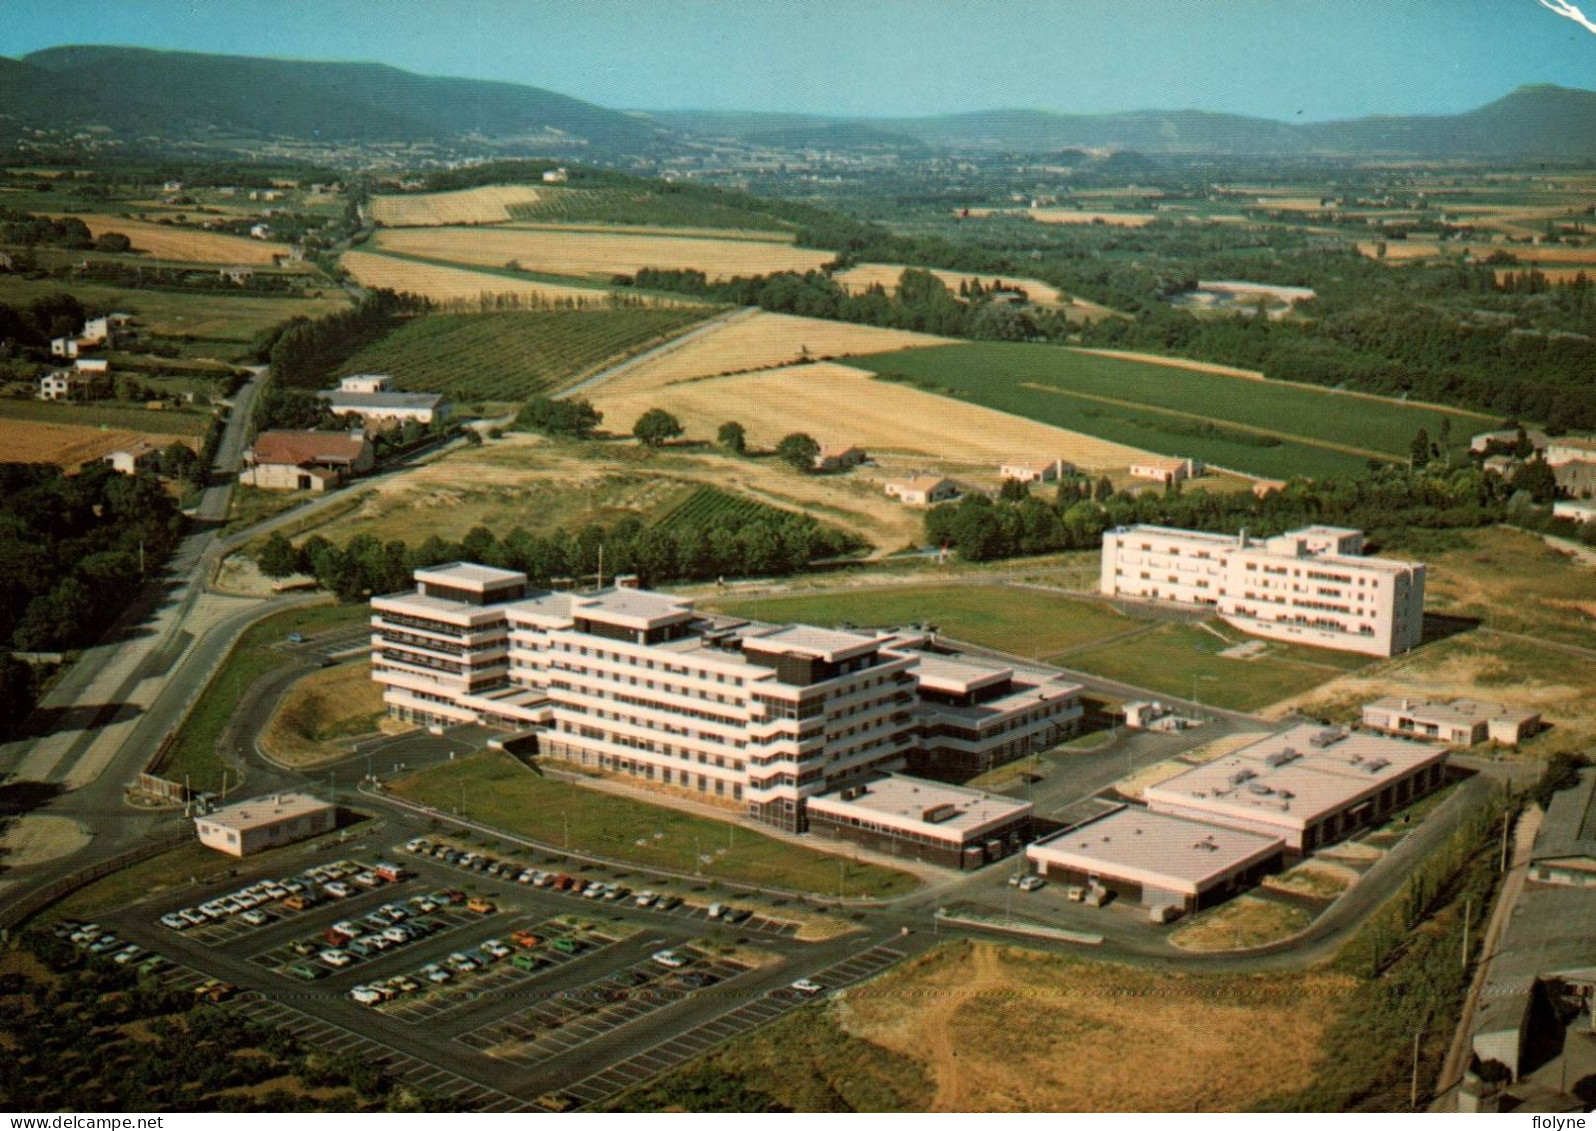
[242,430,373,491]
[1142,723,1449,856]
[194,792,336,857]
[318,388,449,432]
[103,440,163,476]
[1129,457,1199,485]
[372,565,1082,842]
[805,774,1033,869]
[50,337,79,359]
[1099,523,1426,657]
[885,475,960,506]
[812,444,868,473]
[1026,806,1285,914]
[1360,696,1540,746]
[336,373,393,394]
[1553,499,1596,523]
[999,458,1071,484]
[1470,428,1548,455]
[1553,459,1596,498]
[37,370,79,401]
[79,316,112,346]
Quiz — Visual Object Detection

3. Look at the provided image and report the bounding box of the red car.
[439,889,467,904]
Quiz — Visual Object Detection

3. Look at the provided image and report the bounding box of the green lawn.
[156,603,371,793]
[1060,619,1371,712]
[710,584,1143,660]
[44,842,240,922]
[851,341,1488,480]
[0,397,214,437]
[388,751,920,898]
[223,485,312,536]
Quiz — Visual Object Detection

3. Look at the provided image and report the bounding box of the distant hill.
[1,45,1592,161]
[3,45,662,152]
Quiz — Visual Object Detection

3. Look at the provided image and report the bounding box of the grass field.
[332,307,711,403]
[851,342,1488,479]
[611,940,1353,1112]
[590,360,1155,473]
[710,584,1143,660]
[369,185,545,226]
[340,249,627,306]
[0,397,213,436]
[374,226,835,283]
[1063,619,1370,712]
[260,660,385,768]
[387,751,919,897]
[588,310,954,394]
[0,416,199,469]
[1376,526,1596,649]
[0,275,349,346]
[156,603,371,793]
[61,214,283,265]
[506,185,795,233]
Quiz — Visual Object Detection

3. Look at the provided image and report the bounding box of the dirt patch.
[0,815,92,866]
[837,941,1352,1111]
[1263,859,1358,899]
[1169,896,1312,952]
[260,660,385,768]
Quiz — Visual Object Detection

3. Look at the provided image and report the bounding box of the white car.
[791,978,825,996]
[180,908,209,927]
[349,985,383,1005]
[651,949,688,969]
[240,909,269,926]
[634,891,658,908]
[532,871,554,888]
[479,939,511,960]
[160,912,191,930]
[318,949,353,968]
[323,882,353,899]
[445,952,479,972]
[420,963,452,984]
[517,869,537,884]
[112,945,145,965]
[1017,875,1046,893]
[404,838,431,854]
[582,883,608,900]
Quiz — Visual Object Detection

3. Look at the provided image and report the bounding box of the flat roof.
[320,391,443,410]
[572,588,696,628]
[416,562,526,589]
[1144,724,1446,831]
[807,774,1031,840]
[1533,768,1596,864]
[1027,806,1284,893]
[1364,696,1538,727]
[373,591,510,624]
[1111,524,1237,544]
[745,624,882,661]
[198,792,331,832]
[913,653,1013,694]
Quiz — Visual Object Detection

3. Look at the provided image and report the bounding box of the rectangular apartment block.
[1099,523,1425,656]
[370,565,1083,838]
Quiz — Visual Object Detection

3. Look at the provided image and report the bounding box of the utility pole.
[1461,897,1470,971]
[1500,813,1511,872]
[1410,1027,1422,1110]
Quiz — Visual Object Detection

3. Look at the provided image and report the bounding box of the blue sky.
[6,0,1595,120]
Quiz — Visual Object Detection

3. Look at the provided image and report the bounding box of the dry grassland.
[1495,266,1594,284]
[1168,896,1312,952]
[64,215,281,265]
[503,220,796,242]
[260,660,385,769]
[369,185,544,226]
[1025,208,1159,227]
[340,250,643,306]
[589,310,954,395]
[590,360,1155,472]
[837,942,1352,1112]
[833,263,1069,306]
[0,419,195,469]
[1263,860,1358,900]
[374,226,835,281]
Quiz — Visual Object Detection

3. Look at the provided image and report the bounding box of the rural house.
[37,369,81,401]
[884,475,960,506]
[812,444,868,473]
[1129,457,1200,485]
[103,440,165,476]
[336,373,394,394]
[242,430,373,491]
[318,388,449,432]
[999,457,1071,484]
[49,337,80,358]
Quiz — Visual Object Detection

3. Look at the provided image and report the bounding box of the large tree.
[633,408,684,448]
[717,421,746,455]
[775,432,821,473]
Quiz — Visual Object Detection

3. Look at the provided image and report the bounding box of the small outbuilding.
[194,792,335,857]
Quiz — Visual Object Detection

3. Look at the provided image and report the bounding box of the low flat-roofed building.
[195,792,335,857]
[1361,696,1540,747]
[999,458,1070,484]
[1027,806,1285,912]
[1529,768,1596,888]
[884,475,960,506]
[318,388,449,431]
[805,773,1033,869]
[1554,499,1596,523]
[906,652,1083,775]
[1129,457,1198,484]
[1143,723,1449,855]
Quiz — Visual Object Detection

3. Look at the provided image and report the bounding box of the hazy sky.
[6,0,1595,121]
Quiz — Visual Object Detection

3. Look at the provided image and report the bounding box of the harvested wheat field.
[1025,208,1160,227]
[834,263,1069,306]
[0,419,193,470]
[369,185,544,226]
[375,226,835,282]
[1495,266,1594,285]
[340,250,662,307]
[591,310,954,396]
[591,360,1154,471]
[837,942,1353,1111]
[65,215,281,265]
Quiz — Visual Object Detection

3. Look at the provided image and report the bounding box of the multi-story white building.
[1100,524,1426,656]
[370,564,1082,834]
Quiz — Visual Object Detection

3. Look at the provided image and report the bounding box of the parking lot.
[458,945,752,1065]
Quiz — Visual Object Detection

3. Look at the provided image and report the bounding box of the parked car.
[349,985,384,1005]
[318,949,353,968]
[655,895,682,911]
[480,939,511,960]
[1017,875,1046,892]
[791,978,825,996]
[465,896,495,914]
[510,929,542,949]
[420,963,452,984]
[511,953,542,973]
[633,891,658,908]
[651,949,689,969]
[160,912,190,930]
[707,902,727,919]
